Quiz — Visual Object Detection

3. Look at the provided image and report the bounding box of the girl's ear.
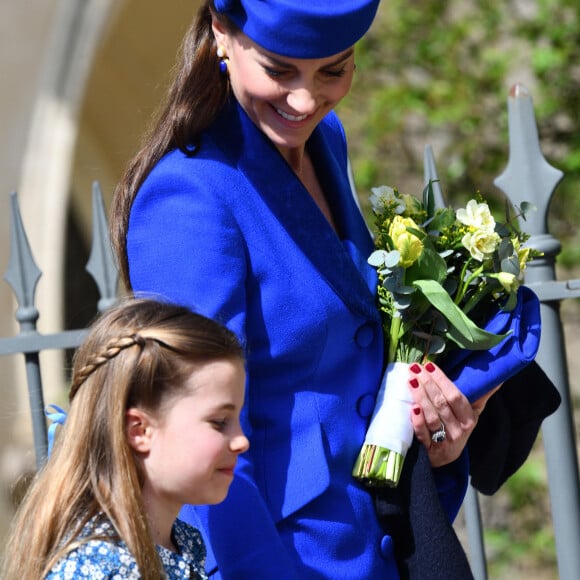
[126,408,153,454]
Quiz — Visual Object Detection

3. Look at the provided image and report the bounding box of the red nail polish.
[425,362,436,373]
[410,378,419,389]
[413,407,421,415]
[410,363,421,374]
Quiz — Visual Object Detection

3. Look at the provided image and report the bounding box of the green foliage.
[340,0,580,264]
[483,456,557,575]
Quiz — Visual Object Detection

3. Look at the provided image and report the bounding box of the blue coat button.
[357,393,376,418]
[355,323,375,348]
[380,534,394,560]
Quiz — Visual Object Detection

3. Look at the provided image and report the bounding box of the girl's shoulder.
[45,515,139,579]
[45,539,139,579]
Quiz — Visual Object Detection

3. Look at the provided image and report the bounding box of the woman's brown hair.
[110,1,237,290]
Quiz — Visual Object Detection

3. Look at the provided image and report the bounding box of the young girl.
[2,298,249,579]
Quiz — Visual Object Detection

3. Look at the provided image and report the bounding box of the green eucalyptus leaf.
[498,238,514,260]
[384,276,401,292]
[393,294,413,309]
[495,223,510,237]
[427,335,446,355]
[520,201,536,218]
[443,277,458,295]
[395,285,415,295]
[433,312,449,333]
[368,250,387,267]
[501,255,520,275]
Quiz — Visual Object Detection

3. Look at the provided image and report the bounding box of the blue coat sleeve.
[127,157,248,337]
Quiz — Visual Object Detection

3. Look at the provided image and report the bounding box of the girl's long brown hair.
[110,1,236,291]
[2,298,243,579]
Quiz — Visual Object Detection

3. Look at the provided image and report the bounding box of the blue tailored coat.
[127,100,467,579]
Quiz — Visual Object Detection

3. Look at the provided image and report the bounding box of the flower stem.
[352,444,405,487]
[388,313,402,363]
[455,260,483,305]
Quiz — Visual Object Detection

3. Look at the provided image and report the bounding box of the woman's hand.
[407,362,501,468]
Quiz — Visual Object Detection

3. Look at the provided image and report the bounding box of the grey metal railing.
[0,182,118,468]
[1,85,578,577]
[494,83,580,580]
[425,83,580,579]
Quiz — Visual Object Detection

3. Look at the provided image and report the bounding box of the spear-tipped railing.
[425,83,580,579]
[494,83,580,580]
[0,182,118,467]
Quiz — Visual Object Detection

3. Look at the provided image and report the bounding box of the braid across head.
[68,298,243,410]
[70,333,146,400]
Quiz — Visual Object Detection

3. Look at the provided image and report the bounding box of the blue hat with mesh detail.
[213,0,380,59]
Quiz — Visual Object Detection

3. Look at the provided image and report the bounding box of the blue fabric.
[441,285,541,402]
[45,404,67,457]
[127,99,468,579]
[213,0,380,58]
[46,514,207,579]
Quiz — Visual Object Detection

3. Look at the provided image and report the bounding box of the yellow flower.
[496,272,520,293]
[461,230,500,262]
[518,247,531,271]
[389,216,423,267]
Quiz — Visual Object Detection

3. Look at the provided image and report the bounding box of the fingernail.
[413,407,421,415]
[410,363,421,374]
[425,362,436,373]
[410,378,419,389]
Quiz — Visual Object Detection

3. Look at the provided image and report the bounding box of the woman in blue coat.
[110,1,512,578]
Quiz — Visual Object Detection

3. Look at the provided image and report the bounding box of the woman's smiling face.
[213,19,355,159]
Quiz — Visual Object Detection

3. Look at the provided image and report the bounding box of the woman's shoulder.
[139,143,240,203]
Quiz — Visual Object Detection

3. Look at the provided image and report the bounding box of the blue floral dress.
[45,514,207,579]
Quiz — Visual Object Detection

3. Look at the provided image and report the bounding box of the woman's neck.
[282,146,338,233]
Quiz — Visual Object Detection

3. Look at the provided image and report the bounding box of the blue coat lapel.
[209,101,379,322]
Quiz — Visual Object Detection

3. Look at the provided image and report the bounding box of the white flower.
[456,199,496,233]
[370,185,405,214]
[461,229,500,261]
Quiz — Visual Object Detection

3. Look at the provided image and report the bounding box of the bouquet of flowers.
[352,182,541,487]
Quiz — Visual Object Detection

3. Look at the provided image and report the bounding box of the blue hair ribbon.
[45,404,67,457]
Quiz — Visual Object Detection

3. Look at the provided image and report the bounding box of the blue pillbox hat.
[213,0,380,58]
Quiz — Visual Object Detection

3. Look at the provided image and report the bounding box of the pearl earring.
[217,46,229,74]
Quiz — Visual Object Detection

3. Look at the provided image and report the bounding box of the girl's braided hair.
[70,334,143,398]
[3,297,243,580]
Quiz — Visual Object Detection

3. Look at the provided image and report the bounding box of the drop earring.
[217,46,229,74]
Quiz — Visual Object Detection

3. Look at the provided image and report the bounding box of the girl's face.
[131,358,249,519]
[213,21,355,162]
